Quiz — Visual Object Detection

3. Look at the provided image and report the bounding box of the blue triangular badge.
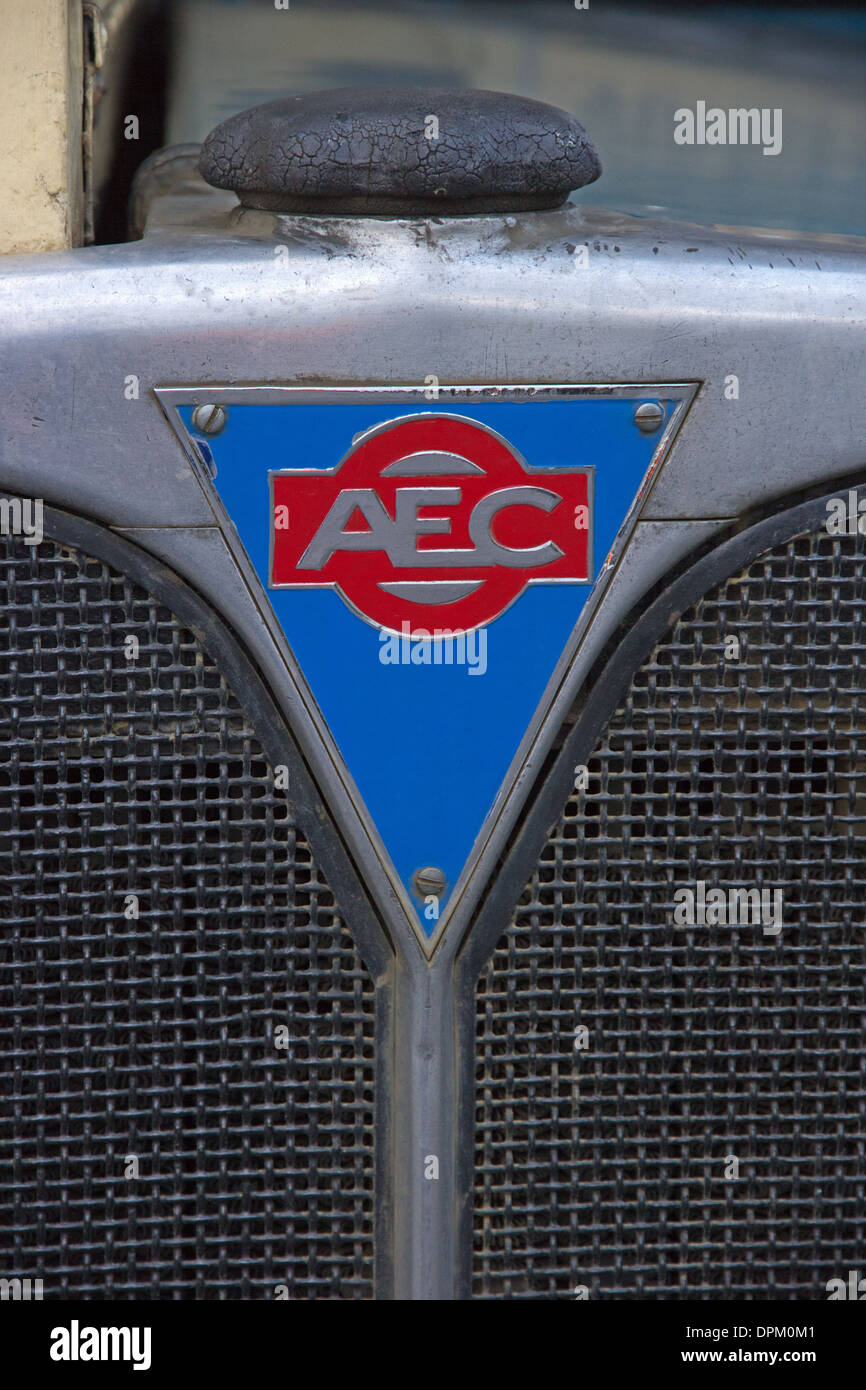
[157,385,695,955]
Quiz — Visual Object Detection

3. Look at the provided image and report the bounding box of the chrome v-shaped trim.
[156,382,698,961]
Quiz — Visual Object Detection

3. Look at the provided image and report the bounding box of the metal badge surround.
[157,382,697,958]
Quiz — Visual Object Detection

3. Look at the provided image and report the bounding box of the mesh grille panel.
[0,536,376,1300]
[473,527,866,1299]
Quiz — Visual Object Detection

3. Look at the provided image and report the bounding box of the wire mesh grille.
[0,536,376,1299]
[473,526,866,1299]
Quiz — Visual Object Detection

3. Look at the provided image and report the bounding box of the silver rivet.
[413,866,447,898]
[634,401,664,433]
[192,403,228,436]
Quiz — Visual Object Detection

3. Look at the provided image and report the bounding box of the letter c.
[468,486,564,568]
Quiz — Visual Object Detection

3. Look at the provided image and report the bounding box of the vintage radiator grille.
[0,536,376,1299]
[473,526,866,1299]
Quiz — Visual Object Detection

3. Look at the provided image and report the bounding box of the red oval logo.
[270,413,592,635]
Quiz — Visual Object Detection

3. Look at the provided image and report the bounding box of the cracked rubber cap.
[198,87,601,216]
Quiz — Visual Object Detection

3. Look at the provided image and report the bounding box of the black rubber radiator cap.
[199,86,601,216]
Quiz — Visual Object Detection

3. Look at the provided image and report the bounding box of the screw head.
[192,403,228,436]
[412,866,447,899]
[634,401,665,434]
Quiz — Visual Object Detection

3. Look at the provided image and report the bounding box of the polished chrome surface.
[1,168,865,1298]
[0,202,863,527]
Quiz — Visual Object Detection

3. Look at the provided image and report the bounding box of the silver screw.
[412,866,447,898]
[192,403,228,436]
[634,401,665,433]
